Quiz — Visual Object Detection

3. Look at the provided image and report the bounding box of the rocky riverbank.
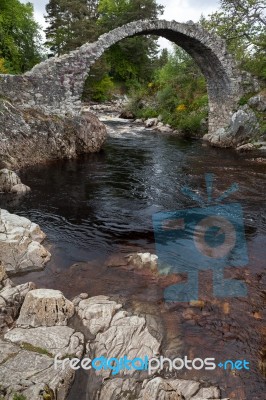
[0,260,229,400]
[0,99,107,170]
[84,92,266,151]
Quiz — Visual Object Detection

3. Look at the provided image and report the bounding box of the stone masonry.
[0,20,257,136]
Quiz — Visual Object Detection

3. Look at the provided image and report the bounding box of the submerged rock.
[127,252,158,272]
[0,209,51,275]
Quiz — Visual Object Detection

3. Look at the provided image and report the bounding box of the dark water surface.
[1,120,265,399]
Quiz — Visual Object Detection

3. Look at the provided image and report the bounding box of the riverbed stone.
[127,252,158,272]
[17,289,75,327]
[10,183,31,194]
[76,295,122,335]
[0,169,21,192]
[0,209,51,275]
[91,310,161,378]
[0,263,36,333]
[204,105,259,147]
[145,118,158,128]
[97,377,224,400]
[5,325,84,358]
[0,346,76,400]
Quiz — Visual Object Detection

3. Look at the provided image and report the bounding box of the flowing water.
[1,119,265,399]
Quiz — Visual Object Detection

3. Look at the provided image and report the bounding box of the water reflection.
[0,120,265,399]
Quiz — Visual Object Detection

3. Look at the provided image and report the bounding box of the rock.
[97,377,224,400]
[0,100,107,170]
[135,119,143,123]
[139,378,184,399]
[204,105,259,148]
[91,310,161,378]
[0,209,51,275]
[17,289,74,327]
[0,261,8,284]
[127,252,158,272]
[10,183,31,194]
[248,92,266,112]
[76,295,122,335]
[145,118,158,128]
[236,143,255,152]
[157,125,173,133]
[0,169,31,194]
[0,169,21,192]
[119,110,135,119]
[0,345,76,400]
[0,263,35,333]
[5,325,84,358]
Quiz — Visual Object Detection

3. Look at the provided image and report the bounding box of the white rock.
[92,310,161,377]
[0,169,21,192]
[10,183,31,194]
[5,325,84,358]
[0,209,51,275]
[98,377,222,400]
[145,118,158,128]
[77,295,122,335]
[127,252,158,272]
[17,289,75,327]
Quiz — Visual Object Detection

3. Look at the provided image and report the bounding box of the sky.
[22,0,221,49]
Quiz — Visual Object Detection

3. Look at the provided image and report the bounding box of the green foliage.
[21,342,53,358]
[45,0,100,56]
[13,394,27,400]
[127,46,208,135]
[201,0,266,81]
[0,0,43,74]
[86,74,115,102]
[97,0,164,85]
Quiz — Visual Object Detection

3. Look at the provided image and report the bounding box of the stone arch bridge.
[0,20,247,135]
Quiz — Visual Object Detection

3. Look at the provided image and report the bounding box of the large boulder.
[0,169,30,194]
[5,325,84,358]
[17,289,75,327]
[0,209,51,275]
[0,99,107,170]
[0,289,83,400]
[204,105,259,147]
[76,295,122,335]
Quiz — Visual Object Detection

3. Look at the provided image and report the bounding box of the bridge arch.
[4,20,244,135]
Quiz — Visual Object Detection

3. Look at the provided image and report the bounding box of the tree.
[45,0,100,56]
[201,0,266,79]
[0,0,42,73]
[97,0,164,84]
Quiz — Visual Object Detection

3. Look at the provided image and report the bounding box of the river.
[1,118,265,399]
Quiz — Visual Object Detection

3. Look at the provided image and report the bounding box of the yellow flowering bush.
[0,58,8,74]
[176,104,187,112]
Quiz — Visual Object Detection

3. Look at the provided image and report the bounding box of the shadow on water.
[1,121,265,399]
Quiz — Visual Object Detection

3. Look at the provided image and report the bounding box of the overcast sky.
[22,0,220,49]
